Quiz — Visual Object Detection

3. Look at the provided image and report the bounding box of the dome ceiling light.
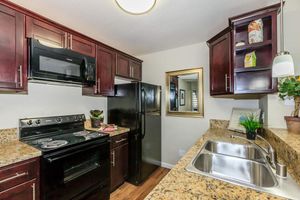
[115,0,156,15]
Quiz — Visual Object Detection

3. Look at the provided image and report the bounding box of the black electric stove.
[19,114,110,200]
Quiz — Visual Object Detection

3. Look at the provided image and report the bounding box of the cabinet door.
[130,60,142,80]
[110,143,128,192]
[0,5,26,91]
[69,34,96,57]
[209,30,232,95]
[116,54,130,77]
[26,16,67,48]
[0,179,37,200]
[96,45,116,96]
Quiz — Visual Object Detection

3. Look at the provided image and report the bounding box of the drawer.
[0,158,39,192]
[111,133,128,149]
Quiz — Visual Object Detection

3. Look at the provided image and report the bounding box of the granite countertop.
[145,128,285,200]
[0,140,41,168]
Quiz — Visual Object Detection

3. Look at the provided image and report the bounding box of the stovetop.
[22,130,109,152]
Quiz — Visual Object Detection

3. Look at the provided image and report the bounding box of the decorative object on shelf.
[278,76,300,133]
[179,89,185,106]
[272,0,294,78]
[248,19,264,44]
[115,0,156,15]
[244,51,257,68]
[90,110,104,128]
[239,113,262,140]
[235,41,246,47]
[228,108,261,133]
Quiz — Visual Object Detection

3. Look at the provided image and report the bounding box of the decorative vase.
[246,130,257,140]
[91,118,102,128]
[285,116,300,134]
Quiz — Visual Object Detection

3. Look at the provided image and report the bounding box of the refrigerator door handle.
[141,89,146,139]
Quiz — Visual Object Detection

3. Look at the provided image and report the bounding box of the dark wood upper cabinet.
[116,54,130,78]
[68,34,96,57]
[207,28,233,95]
[96,45,116,96]
[0,4,27,92]
[208,3,280,97]
[26,16,68,48]
[116,53,142,81]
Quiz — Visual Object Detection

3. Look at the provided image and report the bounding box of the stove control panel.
[19,114,86,128]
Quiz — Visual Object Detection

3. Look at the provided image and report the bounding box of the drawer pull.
[115,138,127,143]
[32,183,36,200]
[111,150,115,167]
[0,172,28,184]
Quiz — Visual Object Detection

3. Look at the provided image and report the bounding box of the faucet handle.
[276,163,287,178]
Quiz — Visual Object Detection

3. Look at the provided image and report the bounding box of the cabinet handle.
[115,138,127,143]
[111,150,115,167]
[64,33,68,48]
[32,183,36,200]
[225,74,231,92]
[18,65,23,88]
[98,78,101,92]
[70,35,73,49]
[0,172,28,184]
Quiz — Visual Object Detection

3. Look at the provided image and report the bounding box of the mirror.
[166,68,204,117]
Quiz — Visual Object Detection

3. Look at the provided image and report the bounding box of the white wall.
[260,0,300,129]
[0,83,107,129]
[138,43,259,167]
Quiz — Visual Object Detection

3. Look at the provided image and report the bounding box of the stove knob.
[56,117,62,123]
[27,120,33,126]
[74,116,78,121]
[35,120,41,125]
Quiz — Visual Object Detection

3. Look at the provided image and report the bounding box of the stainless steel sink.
[186,139,300,200]
[204,140,265,162]
[194,153,276,187]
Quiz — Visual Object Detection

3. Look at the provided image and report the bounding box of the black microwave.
[28,39,96,85]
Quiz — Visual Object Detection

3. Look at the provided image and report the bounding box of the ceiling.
[9,0,278,55]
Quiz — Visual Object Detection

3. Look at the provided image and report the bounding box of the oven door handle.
[46,144,100,163]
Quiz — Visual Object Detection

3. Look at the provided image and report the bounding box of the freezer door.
[140,83,162,182]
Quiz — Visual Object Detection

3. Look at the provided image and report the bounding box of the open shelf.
[234,66,272,73]
[235,40,272,52]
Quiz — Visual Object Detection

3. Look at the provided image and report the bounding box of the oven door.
[29,38,95,85]
[41,140,110,200]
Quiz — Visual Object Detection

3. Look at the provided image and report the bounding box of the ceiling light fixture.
[272,0,294,77]
[115,0,156,15]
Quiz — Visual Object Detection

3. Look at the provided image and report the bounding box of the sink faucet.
[230,134,277,169]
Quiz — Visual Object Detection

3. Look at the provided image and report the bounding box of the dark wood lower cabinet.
[0,158,40,200]
[110,133,129,192]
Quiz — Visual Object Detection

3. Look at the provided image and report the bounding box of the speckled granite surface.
[84,120,130,137]
[145,129,285,200]
[210,119,229,129]
[263,128,300,185]
[0,128,18,144]
[0,140,41,168]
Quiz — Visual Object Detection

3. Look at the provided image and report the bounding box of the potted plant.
[90,110,104,128]
[278,76,300,133]
[239,113,262,140]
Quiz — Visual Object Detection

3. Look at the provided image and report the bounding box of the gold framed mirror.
[166,68,204,117]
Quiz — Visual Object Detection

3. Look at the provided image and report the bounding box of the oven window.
[40,56,81,77]
[63,150,101,184]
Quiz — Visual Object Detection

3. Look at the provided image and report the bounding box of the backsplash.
[210,119,229,129]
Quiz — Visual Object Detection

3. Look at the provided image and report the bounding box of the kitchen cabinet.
[207,28,233,95]
[116,53,142,81]
[110,133,129,192]
[207,3,280,97]
[0,4,27,92]
[26,16,68,48]
[0,157,40,200]
[82,45,116,96]
[26,17,96,57]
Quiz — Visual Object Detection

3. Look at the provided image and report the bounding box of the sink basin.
[204,140,265,162]
[193,153,276,187]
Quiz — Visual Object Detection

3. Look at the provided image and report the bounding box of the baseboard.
[161,162,174,169]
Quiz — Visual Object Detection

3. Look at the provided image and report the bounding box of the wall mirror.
[166,68,204,117]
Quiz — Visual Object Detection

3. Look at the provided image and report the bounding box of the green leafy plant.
[239,113,262,133]
[90,110,104,120]
[278,76,300,100]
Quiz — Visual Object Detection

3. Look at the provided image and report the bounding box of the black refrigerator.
[108,82,161,185]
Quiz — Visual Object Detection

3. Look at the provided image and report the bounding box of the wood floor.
[110,167,170,200]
